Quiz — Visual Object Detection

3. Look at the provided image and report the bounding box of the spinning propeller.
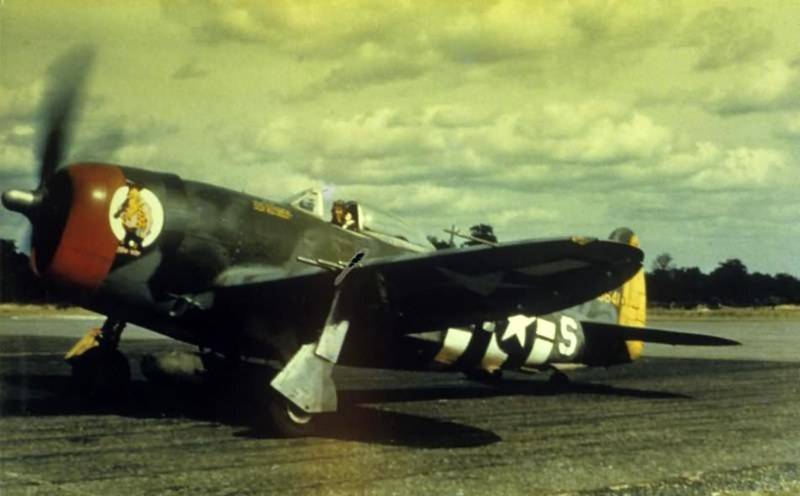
[2,46,95,264]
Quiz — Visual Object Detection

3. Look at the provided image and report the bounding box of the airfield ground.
[0,315,799,495]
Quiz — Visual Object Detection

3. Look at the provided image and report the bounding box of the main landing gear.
[266,386,316,438]
[548,369,571,388]
[65,319,130,401]
[463,368,504,384]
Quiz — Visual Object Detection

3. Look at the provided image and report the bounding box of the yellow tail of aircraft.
[581,227,737,367]
[605,227,647,360]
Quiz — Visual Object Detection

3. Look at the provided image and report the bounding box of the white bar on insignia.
[526,319,556,365]
[480,333,508,372]
[434,328,473,365]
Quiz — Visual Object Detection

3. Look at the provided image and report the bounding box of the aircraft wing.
[214,236,643,334]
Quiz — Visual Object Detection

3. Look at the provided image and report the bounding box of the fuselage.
[32,163,414,348]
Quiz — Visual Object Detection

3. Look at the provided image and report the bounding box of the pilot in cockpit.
[331,200,355,230]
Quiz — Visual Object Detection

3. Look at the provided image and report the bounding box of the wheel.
[140,351,209,386]
[266,393,317,437]
[70,347,131,402]
[464,368,504,384]
[548,370,570,388]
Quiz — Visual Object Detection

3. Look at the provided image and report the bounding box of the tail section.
[581,227,739,366]
[398,226,738,376]
[606,228,647,360]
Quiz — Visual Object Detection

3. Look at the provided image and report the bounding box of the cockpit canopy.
[286,188,430,252]
[287,188,325,218]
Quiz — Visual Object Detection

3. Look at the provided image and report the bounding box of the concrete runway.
[1,315,800,495]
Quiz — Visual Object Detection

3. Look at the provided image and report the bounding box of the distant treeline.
[0,239,48,303]
[647,254,800,308]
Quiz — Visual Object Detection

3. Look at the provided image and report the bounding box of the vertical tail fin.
[607,227,647,360]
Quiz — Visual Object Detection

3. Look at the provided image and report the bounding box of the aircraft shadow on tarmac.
[336,377,690,405]
[0,356,690,448]
[0,372,499,448]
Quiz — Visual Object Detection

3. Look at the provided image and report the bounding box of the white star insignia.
[502,315,536,347]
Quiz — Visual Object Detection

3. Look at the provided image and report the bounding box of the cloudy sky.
[1,1,799,274]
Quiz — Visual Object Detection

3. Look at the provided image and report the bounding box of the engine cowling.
[32,163,128,289]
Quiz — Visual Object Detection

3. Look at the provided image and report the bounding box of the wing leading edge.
[214,236,643,334]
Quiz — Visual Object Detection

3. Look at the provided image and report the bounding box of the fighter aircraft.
[2,48,737,436]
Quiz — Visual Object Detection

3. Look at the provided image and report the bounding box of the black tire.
[266,393,316,438]
[464,369,504,384]
[548,370,570,388]
[71,347,131,402]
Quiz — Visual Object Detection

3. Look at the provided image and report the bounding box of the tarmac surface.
[1,315,800,495]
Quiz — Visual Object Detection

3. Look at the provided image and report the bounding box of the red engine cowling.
[33,163,126,290]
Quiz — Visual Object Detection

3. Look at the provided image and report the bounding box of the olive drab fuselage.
[38,164,408,356]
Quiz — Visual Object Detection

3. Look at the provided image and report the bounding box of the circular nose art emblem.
[108,182,164,257]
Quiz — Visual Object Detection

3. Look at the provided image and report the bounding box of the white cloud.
[706,59,800,115]
[0,142,34,172]
[0,82,41,174]
[680,7,773,71]
[162,0,415,56]
[431,0,678,64]
[112,143,160,165]
[549,112,672,163]
[470,102,673,165]
[494,205,557,226]
[320,43,433,91]
[688,147,787,190]
[250,109,446,171]
[239,102,677,192]
[423,105,495,128]
[317,109,444,159]
[0,79,44,119]
[775,112,800,139]
[253,117,297,156]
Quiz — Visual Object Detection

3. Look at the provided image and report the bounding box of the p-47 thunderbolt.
[2,49,737,436]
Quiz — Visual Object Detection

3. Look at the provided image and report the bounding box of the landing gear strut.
[268,250,367,437]
[66,319,131,401]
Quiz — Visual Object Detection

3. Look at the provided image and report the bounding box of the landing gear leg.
[267,338,339,437]
[66,319,131,402]
[267,249,368,437]
[268,287,354,436]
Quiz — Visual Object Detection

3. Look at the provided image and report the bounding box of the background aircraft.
[2,48,737,436]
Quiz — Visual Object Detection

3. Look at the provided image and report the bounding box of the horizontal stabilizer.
[582,321,740,347]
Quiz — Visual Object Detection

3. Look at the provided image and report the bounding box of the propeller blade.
[37,45,95,186]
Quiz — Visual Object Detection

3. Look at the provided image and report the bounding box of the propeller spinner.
[1,189,43,219]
